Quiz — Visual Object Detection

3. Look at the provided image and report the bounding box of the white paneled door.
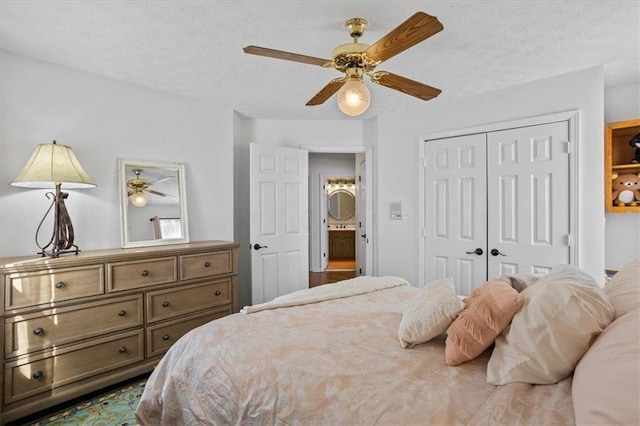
[486,122,570,278]
[250,144,309,304]
[424,134,488,295]
[424,121,570,295]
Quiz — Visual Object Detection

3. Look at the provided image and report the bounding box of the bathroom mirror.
[118,158,189,248]
[328,190,355,220]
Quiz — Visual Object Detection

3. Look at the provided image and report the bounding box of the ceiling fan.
[127,169,175,207]
[243,11,443,116]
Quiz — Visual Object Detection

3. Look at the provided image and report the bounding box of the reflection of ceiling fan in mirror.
[127,169,176,207]
[243,12,443,116]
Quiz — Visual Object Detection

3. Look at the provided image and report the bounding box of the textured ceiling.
[1,0,638,120]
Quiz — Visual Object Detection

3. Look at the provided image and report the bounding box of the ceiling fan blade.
[148,189,175,198]
[370,71,441,101]
[364,12,443,64]
[243,46,331,67]
[147,176,174,185]
[306,78,346,106]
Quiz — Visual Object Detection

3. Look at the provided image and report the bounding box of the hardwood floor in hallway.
[309,260,356,287]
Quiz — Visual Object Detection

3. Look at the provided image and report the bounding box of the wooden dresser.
[0,240,238,423]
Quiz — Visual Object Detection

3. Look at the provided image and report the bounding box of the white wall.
[0,50,235,257]
[604,82,640,270]
[375,67,605,285]
[2,51,613,304]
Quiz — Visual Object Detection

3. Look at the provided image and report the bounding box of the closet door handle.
[490,249,507,256]
[253,244,268,250]
[466,248,483,256]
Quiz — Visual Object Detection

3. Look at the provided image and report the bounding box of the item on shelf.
[629,133,640,163]
[611,172,640,206]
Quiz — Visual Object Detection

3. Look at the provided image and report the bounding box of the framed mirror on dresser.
[117,158,190,248]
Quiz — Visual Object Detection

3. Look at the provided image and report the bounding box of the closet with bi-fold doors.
[422,112,578,296]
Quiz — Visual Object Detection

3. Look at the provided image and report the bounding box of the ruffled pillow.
[398,279,464,348]
[444,277,523,366]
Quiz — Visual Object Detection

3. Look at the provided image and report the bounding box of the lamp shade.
[11,141,96,189]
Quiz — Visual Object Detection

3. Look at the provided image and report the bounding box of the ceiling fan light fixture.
[337,77,370,116]
[131,190,148,207]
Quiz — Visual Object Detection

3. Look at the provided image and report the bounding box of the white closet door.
[486,121,570,278]
[425,134,487,295]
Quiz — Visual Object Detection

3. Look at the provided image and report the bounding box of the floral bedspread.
[136,281,574,425]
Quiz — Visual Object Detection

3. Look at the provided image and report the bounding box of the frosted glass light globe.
[131,190,148,207]
[337,79,371,116]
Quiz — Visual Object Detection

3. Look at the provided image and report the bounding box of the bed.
[136,260,639,425]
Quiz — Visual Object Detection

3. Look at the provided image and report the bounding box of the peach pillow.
[605,257,640,320]
[487,265,613,385]
[444,277,523,366]
[398,279,465,348]
[572,309,640,425]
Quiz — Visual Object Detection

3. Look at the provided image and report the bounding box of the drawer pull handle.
[204,261,212,267]
[118,346,127,353]
[215,290,222,296]
[141,270,149,277]
[33,327,44,336]
[55,281,65,289]
[32,370,43,380]
[162,301,170,307]
[162,334,170,341]
[118,310,127,317]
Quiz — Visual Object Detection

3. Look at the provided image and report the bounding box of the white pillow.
[398,279,464,348]
[605,257,640,320]
[572,309,640,425]
[487,265,614,385]
[505,273,542,292]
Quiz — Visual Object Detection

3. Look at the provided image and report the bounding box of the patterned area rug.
[28,378,146,426]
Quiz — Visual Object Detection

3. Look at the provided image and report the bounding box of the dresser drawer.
[146,309,230,358]
[5,295,143,358]
[146,279,231,323]
[107,257,177,292]
[4,265,104,310]
[4,330,143,404]
[180,250,233,281]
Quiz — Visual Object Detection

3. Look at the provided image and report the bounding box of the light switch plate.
[390,201,403,220]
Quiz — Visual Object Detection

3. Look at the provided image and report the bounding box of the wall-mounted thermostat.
[390,201,403,220]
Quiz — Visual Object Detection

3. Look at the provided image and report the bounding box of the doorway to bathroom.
[310,174,357,287]
[307,146,372,287]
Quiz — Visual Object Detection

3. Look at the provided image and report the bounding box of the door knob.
[490,248,506,256]
[466,248,483,256]
[253,244,268,250]
[360,234,367,238]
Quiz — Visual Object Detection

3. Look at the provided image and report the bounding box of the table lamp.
[11,140,96,257]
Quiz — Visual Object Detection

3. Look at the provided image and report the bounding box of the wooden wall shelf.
[605,118,640,213]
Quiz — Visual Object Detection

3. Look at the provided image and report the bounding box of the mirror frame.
[118,158,190,248]
[328,189,356,220]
